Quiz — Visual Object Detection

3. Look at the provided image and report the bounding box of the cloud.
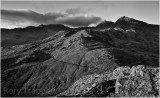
[1,8,103,28]
[57,16,102,27]
[64,8,90,15]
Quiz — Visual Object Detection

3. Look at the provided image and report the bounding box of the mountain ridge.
[1,16,159,47]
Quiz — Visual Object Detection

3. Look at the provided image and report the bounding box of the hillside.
[1,24,71,47]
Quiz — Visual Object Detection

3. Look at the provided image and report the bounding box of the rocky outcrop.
[58,65,159,97]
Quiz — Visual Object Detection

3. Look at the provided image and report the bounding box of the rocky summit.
[1,16,159,97]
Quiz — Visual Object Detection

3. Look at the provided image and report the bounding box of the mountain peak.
[116,16,149,26]
[116,16,134,23]
[119,16,131,20]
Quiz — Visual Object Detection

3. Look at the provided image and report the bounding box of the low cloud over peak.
[1,8,103,28]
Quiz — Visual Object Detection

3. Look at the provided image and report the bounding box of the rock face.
[1,16,159,97]
[58,65,159,97]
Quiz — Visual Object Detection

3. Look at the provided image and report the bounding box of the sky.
[1,1,159,29]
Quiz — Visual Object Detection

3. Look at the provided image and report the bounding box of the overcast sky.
[1,1,159,29]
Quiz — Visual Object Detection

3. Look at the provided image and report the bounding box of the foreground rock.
[58,65,159,97]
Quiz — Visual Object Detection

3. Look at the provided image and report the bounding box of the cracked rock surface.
[58,65,159,97]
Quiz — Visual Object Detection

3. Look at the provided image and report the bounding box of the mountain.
[116,16,159,30]
[1,16,159,97]
[1,24,71,47]
[2,16,159,47]
[95,20,115,29]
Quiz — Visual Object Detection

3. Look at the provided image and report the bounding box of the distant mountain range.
[1,16,159,97]
[1,24,71,46]
[1,16,159,47]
